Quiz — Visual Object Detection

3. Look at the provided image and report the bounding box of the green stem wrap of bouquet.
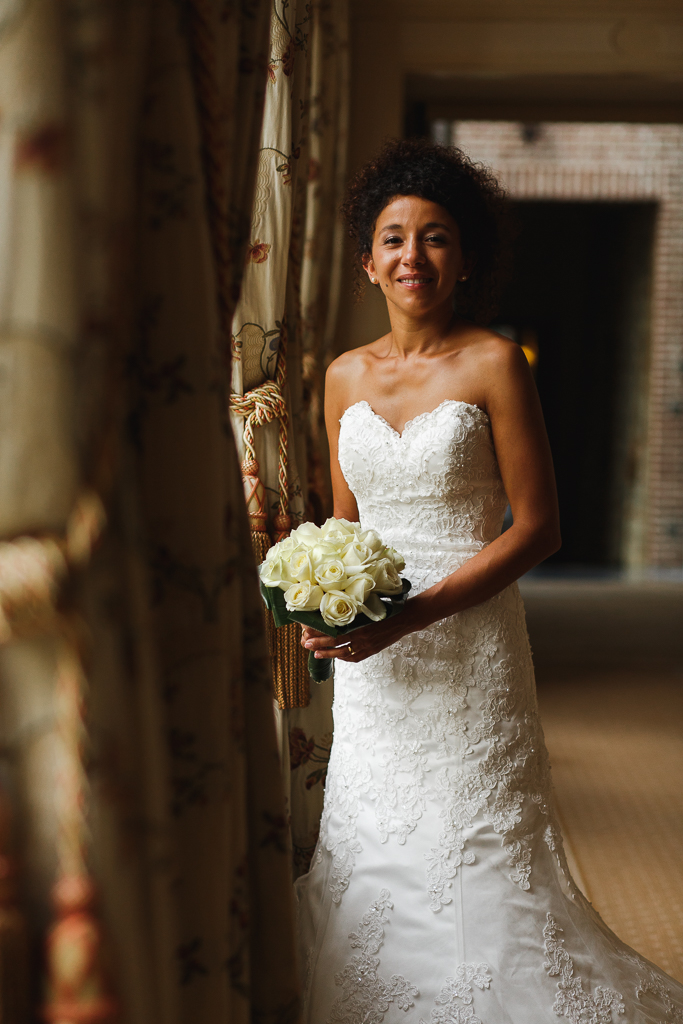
[260,579,412,682]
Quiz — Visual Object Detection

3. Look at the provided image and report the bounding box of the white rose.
[290,550,314,582]
[284,580,324,612]
[264,536,297,561]
[344,573,375,603]
[320,590,359,627]
[320,517,359,541]
[342,540,379,571]
[360,592,387,622]
[314,558,349,591]
[368,557,403,594]
[259,552,298,590]
[310,540,346,567]
[292,522,322,548]
[383,546,406,572]
[359,529,383,555]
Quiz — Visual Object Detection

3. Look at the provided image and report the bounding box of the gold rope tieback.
[230,340,310,709]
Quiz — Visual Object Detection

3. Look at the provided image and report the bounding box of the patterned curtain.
[229,0,349,878]
[0,0,300,1021]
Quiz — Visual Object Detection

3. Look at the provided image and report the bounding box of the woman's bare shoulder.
[459,327,528,376]
[326,337,388,400]
[327,337,387,375]
[452,326,532,414]
[456,323,520,357]
[326,345,364,381]
[325,338,391,427]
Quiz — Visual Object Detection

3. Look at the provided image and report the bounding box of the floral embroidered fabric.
[295,400,683,1023]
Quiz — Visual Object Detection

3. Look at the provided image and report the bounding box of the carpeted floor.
[536,669,683,981]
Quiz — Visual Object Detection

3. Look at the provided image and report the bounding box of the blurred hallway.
[523,579,683,980]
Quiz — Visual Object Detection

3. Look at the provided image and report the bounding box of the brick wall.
[445,121,683,570]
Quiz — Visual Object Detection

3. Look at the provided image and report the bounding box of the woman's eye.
[426,234,446,244]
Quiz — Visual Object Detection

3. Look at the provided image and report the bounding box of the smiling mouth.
[397,276,433,286]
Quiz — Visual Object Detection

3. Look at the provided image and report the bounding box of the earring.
[459,275,468,282]
[372,278,378,284]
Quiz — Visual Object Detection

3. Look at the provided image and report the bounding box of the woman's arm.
[306,340,560,663]
[324,353,360,523]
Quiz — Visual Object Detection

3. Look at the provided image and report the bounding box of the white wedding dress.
[294,399,683,1024]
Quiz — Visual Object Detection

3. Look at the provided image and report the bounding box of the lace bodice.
[338,400,508,595]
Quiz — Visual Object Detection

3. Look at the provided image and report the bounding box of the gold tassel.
[273,622,310,709]
[242,459,276,659]
[242,463,309,706]
[234,336,311,708]
[271,513,310,709]
[43,640,118,1023]
[43,875,117,1024]
[0,786,29,1024]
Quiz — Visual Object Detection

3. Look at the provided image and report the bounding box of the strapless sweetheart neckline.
[341,397,489,440]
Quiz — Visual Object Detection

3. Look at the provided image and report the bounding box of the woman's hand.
[300,618,402,664]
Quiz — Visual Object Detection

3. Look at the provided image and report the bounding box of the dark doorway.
[495,201,656,569]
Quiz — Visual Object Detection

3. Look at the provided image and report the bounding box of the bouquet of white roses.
[258,517,411,681]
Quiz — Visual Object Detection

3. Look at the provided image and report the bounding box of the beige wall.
[364,0,683,79]
[335,0,683,354]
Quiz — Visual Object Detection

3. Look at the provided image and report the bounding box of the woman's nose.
[402,239,425,265]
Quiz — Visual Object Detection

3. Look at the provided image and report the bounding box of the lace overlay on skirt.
[295,400,683,1024]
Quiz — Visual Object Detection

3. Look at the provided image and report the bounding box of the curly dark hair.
[341,138,511,325]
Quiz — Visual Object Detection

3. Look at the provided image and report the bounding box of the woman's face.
[364,195,469,317]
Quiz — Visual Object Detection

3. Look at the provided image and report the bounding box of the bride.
[294,138,683,1023]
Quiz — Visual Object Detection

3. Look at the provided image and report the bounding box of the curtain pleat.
[229,0,349,877]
